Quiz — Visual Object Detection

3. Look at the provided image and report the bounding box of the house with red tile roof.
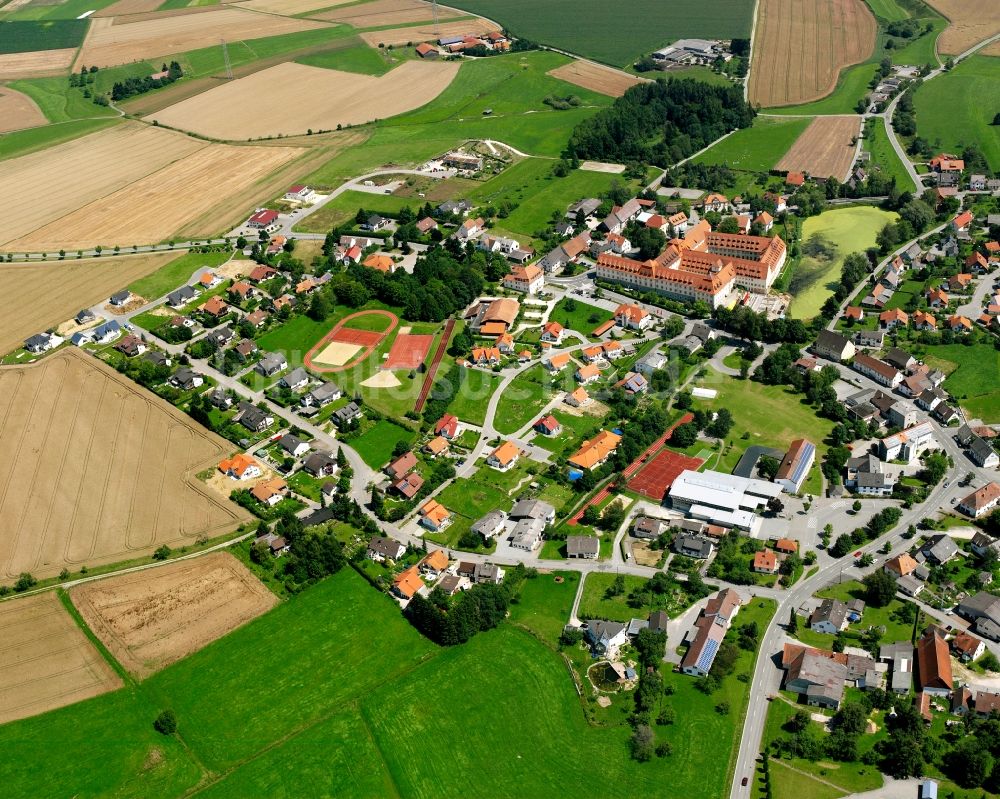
[753,548,778,574]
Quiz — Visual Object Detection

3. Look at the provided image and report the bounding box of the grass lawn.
[816,580,918,643]
[549,297,613,336]
[508,571,581,645]
[887,18,946,68]
[769,761,847,799]
[913,56,1000,171]
[920,343,1000,423]
[862,119,917,194]
[446,366,504,425]
[349,419,414,469]
[296,38,399,75]
[788,206,898,319]
[493,365,556,435]
[694,116,812,172]
[435,477,509,519]
[766,63,878,115]
[577,572,664,622]
[296,189,418,233]
[532,409,604,456]
[127,250,231,299]
[9,75,119,123]
[441,0,753,66]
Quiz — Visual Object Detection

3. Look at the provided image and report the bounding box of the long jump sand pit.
[925,0,1000,55]
[313,340,363,367]
[361,371,402,388]
[0,252,176,355]
[0,349,249,581]
[0,48,76,78]
[775,115,860,180]
[0,121,304,252]
[147,59,459,140]
[0,87,46,133]
[70,552,277,678]
[305,310,398,373]
[75,8,329,68]
[0,592,122,724]
[748,0,877,107]
[359,18,495,47]
[548,61,645,97]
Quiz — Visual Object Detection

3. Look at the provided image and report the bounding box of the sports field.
[443,0,754,66]
[627,448,705,501]
[384,333,433,370]
[749,0,876,107]
[775,115,860,180]
[693,116,812,173]
[0,350,247,580]
[70,552,277,678]
[913,56,1000,171]
[0,592,121,724]
[304,309,398,373]
[787,206,897,319]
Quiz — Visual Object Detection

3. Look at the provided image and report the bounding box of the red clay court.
[384,333,433,370]
[627,449,704,501]
[303,310,399,374]
[332,327,383,347]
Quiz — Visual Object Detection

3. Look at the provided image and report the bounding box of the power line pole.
[221,38,233,80]
[431,0,439,36]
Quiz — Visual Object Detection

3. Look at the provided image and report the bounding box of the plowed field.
[775,115,860,179]
[925,0,1000,55]
[359,18,495,47]
[71,552,276,678]
[748,0,877,108]
[0,349,249,581]
[0,86,46,133]
[0,48,75,78]
[547,60,644,97]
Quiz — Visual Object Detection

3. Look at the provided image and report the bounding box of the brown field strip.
[230,0,355,14]
[71,552,277,678]
[775,115,860,179]
[359,17,494,47]
[548,60,645,97]
[0,253,176,354]
[923,0,1000,55]
[0,349,250,581]
[0,48,75,79]
[748,0,877,108]
[0,86,46,133]
[0,592,121,724]
[312,0,444,25]
[75,8,330,68]
[146,59,459,140]
[93,0,166,16]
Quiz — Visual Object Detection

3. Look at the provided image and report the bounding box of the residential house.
[753,548,778,574]
[567,535,600,559]
[280,367,309,392]
[502,264,544,294]
[541,321,564,343]
[509,499,555,525]
[278,433,309,458]
[386,451,418,481]
[565,387,590,407]
[367,536,405,562]
[256,352,287,377]
[969,437,1000,468]
[810,599,849,634]
[424,436,449,457]
[614,303,652,330]
[916,630,953,695]
[471,510,506,541]
[332,401,362,428]
[585,620,628,657]
[486,440,520,471]
[534,415,562,436]
[853,353,901,388]
[418,499,452,532]
[575,363,601,385]
[301,381,341,408]
[303,451,338,478]
[236,402,273,433]
[632,516,668,540]
[92,321,121,344]
[681,588,743,677]
[251,478,288,507]
[434,413,459,440]
[814,330,856,362]
[392,567,425,601]
[169,367,203,390]
[674,535,712,559]
[218,453,261,481]
[951,631,986,663]
[167,285,196,307]
[568,430,621,471]
[921,534,958,565]
[418,549,449,578]
[878,422,936,461]
[959,483,1000,518]
[885,553,919,579]
[879,308,908,329]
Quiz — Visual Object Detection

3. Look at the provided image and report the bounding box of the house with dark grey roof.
[584,620,628,656]
[236,401,273,432]
[367,536,405,562]
[169,367,203,390]
[75,308,96,325]
[566,535,600,559]
[301,381,341,407]
[969,436,1000,468]
[471,511,506,540]
[921,534,958,565]
[303,451,338,477]
[167,285,196,307]
[880,641,914,694]
[256,352,287,376]
[674,534,712,559]
[332,401,362,427]
[632,516,668,540]
[24,333,57,353]
[809,599,849,634]
[278,434,309,458]
[280,367,309,391]
[510,499,555,525]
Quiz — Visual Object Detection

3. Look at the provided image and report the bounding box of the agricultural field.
[749,0,877,108]
[0,592,121,724]
[0,349,248,581]
[547,60,645,97]
[786,205,897,319]
[230,0,353,14]
[75,8,328,68]
[0,47,76,78]
[913,55,1000,171]
[297,37,401,75]
[775,115,861,180]
[0,86,46,133]
[70,552,277,678]
[924,0,1000,54]
[921,343,1000,423]
[358,18,495,48]
[443,0,754,66]
[126,250,233,299]
[0,252,176,354]
[0,19,88,52]
[0,122,304,251]
[311,0,448,26]
[693,116,813,173]
[147,59,460,140]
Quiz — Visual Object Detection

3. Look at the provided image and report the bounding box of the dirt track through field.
[924,0,1000,55]
[548,61,645,97]
[0,592,121,724]
[0,48,75,78]
[0,349,249,581]
[0,86,46,133]
[0,253,176,354]
[146,59,459,140]
[775,115,860,179]
[359,18,494,47]
[71,552,277,678]
[75,8,329,68]
[748,0,876,107]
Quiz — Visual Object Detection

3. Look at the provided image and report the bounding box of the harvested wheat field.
[93,0,167,17]
[749,0,876,107]
[0,592,121,724]
[0,86,46,133]
[359,17,494,47]
[0,121,304,251]
[76,9,329,68]
[0,253,175,354]
[313,0,445,25]
[0,349,249,581]
[231,0,355,14]
[70,552,276,678]
[548,60,645,97]
[148,59,459,140]
[0,48,75,79]
[925,0,1000,54]
[775,115,860,179]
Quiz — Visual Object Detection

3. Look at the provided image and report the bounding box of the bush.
[153,709,177,735]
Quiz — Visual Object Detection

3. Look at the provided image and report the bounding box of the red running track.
[415,318,456,413]
[303,310,398,374]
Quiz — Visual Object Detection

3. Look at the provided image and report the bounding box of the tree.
[14,573,36,592]
[981,651,1000,672]
[788,609,799,633]
[634,628,667,667]
[945,737,993,788]
[153,709,177,735]
[830,534,853,558]
[852,499,862,512]
[670,422,698,448]
[152,544,171,561]
[630,724,655,761]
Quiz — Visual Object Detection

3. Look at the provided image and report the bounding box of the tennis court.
[627,449,704,501]
[383,333,433,370]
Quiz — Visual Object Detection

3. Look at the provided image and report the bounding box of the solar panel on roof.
[697,638,720,671]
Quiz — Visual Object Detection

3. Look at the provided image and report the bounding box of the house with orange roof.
[565,387,590,407]
[949,314,973,332]
[931,154,964,173]
[518,349,532,362]
[415,42,439,59]
[219,453,262,481]
[614,302,652,330]
[434,413,459,439]
[753,549,777,574]
[775,538,798,554]
[534,415,561,436]
[885,553,918,578]
[844,306,864,321]
[363,254,395,273]
[926,287,949,308]
[568,430,621,471]
[602,340,624,359]
[952,211,974,233]
[946,273,973,292]
[418,499,453,531]
[487,440,520,471]
[418,548,449,577]
[502,263,544,294]
[667,211,689,231]
[251,477,288,506]
[392,566,425,600]
[199,296,229,318]
[424,435,450,457]
[199,271,222,289]
[496,332,515,353]
[879,308,908,329]
[785,171,805,187]
[754,211,774,232]
[544,352,571,372]
[575,363,601,384]
[913,310,937,330]
[229,281,254,302]
[295,277,318,295]
[541,321,564,343]
[702,193,729,213]
[471,346,502,366]
[581,344,605,363]
[967,251,989,273]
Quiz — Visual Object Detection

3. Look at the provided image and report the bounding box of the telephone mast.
[221,38,233,80]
